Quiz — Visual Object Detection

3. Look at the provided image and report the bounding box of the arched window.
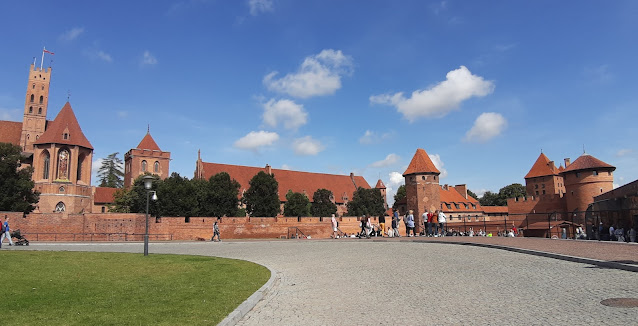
[59,186,65,193]
[57,149,70,180]
[30,94,34,102]
[42,152,50,179]
[32,83,35,89]
[55,202,66,212]
[38,107,42,114]
[77,156,83,181]
[154,161,159,173]
[29,106,33,113]
[39,95,44,104]
[27,134,30,141]
[141,160,147,172]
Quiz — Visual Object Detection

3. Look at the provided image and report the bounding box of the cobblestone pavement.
[13,240,638,325]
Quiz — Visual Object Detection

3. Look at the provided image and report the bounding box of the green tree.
[311,188,337,217]
[0,143,39,213]
[205,172,241,217]
[157,172,197,217]
[392,184,406,209]
[284,190,311,217]
[467,189,479,200]
[111,174,161,216]
[109,187,133,213]
[478,191,499,206]
[97,152,124,188]
[497,183,526,205]
[243,171,280,217]
[347,187,385,217]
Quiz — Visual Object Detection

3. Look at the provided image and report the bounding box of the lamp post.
[142,175,158,256]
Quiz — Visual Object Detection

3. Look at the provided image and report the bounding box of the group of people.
[1,216,13,248]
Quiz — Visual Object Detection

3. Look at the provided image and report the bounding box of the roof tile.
[562,154,615,173]
[403,148,440,176]
[33,102,93,149]
[0,120,23,146]
[524,153,559,179]
[94,187,117,203]
[136,132,161,151]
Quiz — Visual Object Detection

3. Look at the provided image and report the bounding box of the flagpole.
[41,47,45,70]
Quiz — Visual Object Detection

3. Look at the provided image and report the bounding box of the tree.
[243,171,280,217]
[111,174,160,216]
[97,152,124,188]
[157,172,197,217]
[467,189,479,200]
[392,184,406,209]
[479,191,499,206]
[0,143,39,213]
[347,187,385,217]
[204,172,240,217]
[311,188,337,217]
[284,190,311,217]
[478,183,526,206]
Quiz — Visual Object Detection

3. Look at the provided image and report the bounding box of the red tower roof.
[375,179,386,189]
[403,148,440,176]
[561,154,615,173]
[0,121,23,146]
[524,153,559,179]
[34,102,93,149]
[136,132,161,151]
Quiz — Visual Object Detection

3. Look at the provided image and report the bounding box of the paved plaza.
[14,240,638,325]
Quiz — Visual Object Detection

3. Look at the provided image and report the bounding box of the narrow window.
[101,207,106,213]
[141,160,147,172]
[535,184,538,189]
[29,106,33,113]
[38,107,42,114]
[43,153,50,179]
[30,94,34,102]
[535,191,539,195]
[39,95,43,104]
[421,176,426,180]
[32,83,35,89]
[542,184,545,188]
[57,149,70,180]
[154,161,159,173]
[542,190,546,195]
[77,157,83,181]
[63,133,69,140]
[576,172,580,178]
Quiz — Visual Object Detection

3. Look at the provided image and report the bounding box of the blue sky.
[1,0,637,204]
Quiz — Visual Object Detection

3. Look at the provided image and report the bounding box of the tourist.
[403,212,409,236]
[1,216,13,247]
[211,219,221,242]
[378,214,385,237]
[609,225,616,241]
[392,211,400,237]
[360,215,369,238]
[437,210,447,237]
[427,210,435,236]
[421,211,428,236]
[407,210,415,237]
[331,214,338,239]
[629,227,636,243]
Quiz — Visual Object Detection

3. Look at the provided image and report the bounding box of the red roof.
[375,179,386,189]
[33,102,93,149]
[0,120,23,146]
[94,187,117,203]
[524,153,559,179]
[441,186,479,204]
[136,132,161,151]
[558,164,565,172]
[403,148,440,176]
[561,154,615,173]
[199,162,370,203]
[481,206,508,213]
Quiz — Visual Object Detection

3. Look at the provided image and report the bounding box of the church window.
[43,152,50,179]
[29,106,33,113]
[57,149,70,180]
[38,107,42,114]
[30,94,34,102]
[55,202,66,212]
[59,186,65,193]
[141,160,147,172]
[154,161,159,173]
[39,95,43,104]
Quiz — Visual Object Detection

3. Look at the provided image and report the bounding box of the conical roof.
[562,154,615,173]
[375,179,386,189]
[403,148,440,176]
[34,102,93,149]
[137,132,161,151]
[524,153,558,179]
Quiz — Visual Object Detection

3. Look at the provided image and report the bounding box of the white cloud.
[59,27,84,41]
[464,112,507,143]
[84,48,113,63]
[616,149,633,157]
[428,154,448,179]
[91,157,105,186]
[234,130,279,150]
[388,171,404,187]
[262,98,307,130]
[370,66,494,121]
[292,136,324,156]
[370,153,400,168]
[281,164,292,170]
[248,0,273,16]
[359,130,393,144]
[472,188,489,198]
[0,107,21,121]
[263,49,353,98]
[141,50,158,65]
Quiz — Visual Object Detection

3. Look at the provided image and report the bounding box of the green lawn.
[0,251,270,325]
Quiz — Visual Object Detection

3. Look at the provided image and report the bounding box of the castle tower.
[124,130,171,187]
[20,63,51,152]
[403,148,441,233]
[375,179,387,210]
[560,153,615,214]
[524,152,565,197]
[32,102,94,214]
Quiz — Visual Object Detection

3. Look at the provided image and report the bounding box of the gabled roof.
[524,153,559,179]
[558,164,565,172]
[440,186,479,204]
[0,120,23,146]
[403,148,440,176]
[136,132,161,151]
[561,154,615,173]
[199,162,370,203]
[375,179,386,189]
[94,187,117,204]
[33,102,93,149]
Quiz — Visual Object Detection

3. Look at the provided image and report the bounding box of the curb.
[377,238,638,273]
[217,263,279,326]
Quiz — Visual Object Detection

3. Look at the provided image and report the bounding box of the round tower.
[403,148,441,233]
[560,153,615,215]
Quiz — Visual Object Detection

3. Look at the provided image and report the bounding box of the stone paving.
[10,240,638,325]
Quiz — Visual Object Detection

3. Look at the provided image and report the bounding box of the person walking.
[392,210,401,237]
[211,219,221,242]
[331,214,339,239]
[378,214,386,237]
[437,210,447,237]
[422,211,429,236]
[407,210,415,237]
[427,210,435,236]
[1,216,13,247]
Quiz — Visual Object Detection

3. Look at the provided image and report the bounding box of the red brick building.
[124,131,171,188]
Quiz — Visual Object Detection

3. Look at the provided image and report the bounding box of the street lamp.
[143,175,158,256]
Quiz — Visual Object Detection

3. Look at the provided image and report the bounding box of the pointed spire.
[198,149,201,160]
[524,152,558,179]
[136,132,161,151]
[33,102,93,149]
[403,148,440,176]
[375,179,386,189]
[147,124,150,134]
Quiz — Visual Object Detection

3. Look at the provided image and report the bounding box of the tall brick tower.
[20,62,51,152]
[375,179,388,210]
[524,152,565,197]
[124,130,171,187]
[561,153,615,215]
[403,148,441,233]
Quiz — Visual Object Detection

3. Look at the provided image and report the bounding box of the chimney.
[265,164,272,175]
[443,184,449,190]
[350,172,358,188]
[455,184,468,199]
[564,158,570,167]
